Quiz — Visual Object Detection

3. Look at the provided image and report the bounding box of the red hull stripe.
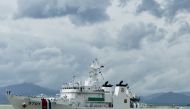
[41,99,47,109]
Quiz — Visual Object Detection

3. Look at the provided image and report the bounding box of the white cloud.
[0,0,17,19]
[0,0,190,95]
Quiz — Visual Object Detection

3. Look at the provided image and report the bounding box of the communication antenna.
[89,58,105,81]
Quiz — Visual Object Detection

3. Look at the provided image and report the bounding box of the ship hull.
[7,94,119,109]
[7,94,72,109]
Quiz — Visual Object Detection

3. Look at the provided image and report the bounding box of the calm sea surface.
[0,105,190,109]
[0,105,13,109]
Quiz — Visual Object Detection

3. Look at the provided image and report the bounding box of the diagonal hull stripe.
[48,99,51,109]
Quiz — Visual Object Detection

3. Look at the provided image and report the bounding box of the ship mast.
[87,58,104,86]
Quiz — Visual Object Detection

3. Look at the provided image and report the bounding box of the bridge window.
[124,99,127,103]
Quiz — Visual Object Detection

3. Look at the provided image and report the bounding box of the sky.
[0,0,190,95]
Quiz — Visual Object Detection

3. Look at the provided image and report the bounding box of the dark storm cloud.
[137,0,190,19]
[16,0,110,25]
[137,0,162,17]
[117,23,162,50]
[164,0,190,17]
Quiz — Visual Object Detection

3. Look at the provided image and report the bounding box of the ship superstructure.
[6,59,140,109]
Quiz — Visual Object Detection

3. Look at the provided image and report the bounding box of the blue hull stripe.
[48,100,51,109]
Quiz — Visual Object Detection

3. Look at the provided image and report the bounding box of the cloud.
[16,0,110,25]
[0,0,190,95]
[0,0,17,19]
[137,0,190,19]
[118,0,128,7]
[137,0,162,17]
[0,25,99,88]
[164,0,190,18]
[31,47,62,60]
[102,34,190,94]
[177,21,190,36]
[117,22,163,50]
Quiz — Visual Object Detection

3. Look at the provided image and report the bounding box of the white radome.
[6,59,140,109]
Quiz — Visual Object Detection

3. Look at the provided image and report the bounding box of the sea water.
[0,105,13,109]
[0,105,190,109]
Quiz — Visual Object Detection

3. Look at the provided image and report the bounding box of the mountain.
[182,92,190,96]
[0,83,58,104]
[142,92,190,105]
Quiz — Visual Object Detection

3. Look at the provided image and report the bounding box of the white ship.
[6,59,140,109]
